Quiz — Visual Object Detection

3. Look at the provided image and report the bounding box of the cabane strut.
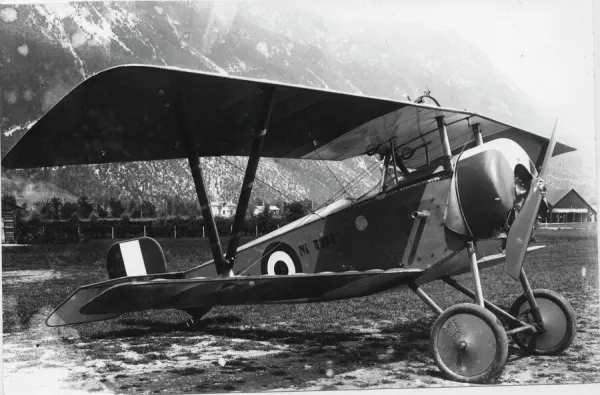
[435,115,452,170]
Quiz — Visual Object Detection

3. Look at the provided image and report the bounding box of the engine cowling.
[445,139,537,239]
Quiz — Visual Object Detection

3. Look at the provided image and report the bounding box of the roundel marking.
[267,251,296,275]
[261,242,302,275]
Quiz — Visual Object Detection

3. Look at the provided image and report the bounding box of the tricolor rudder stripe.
[261,242,302,275]
[106,237,167,279]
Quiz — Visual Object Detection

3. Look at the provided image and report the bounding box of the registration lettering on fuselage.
[297,233,336,256]
[298,243,310,256]
[313,234,335,251]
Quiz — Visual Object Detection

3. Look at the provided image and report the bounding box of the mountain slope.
[1,1,593,205]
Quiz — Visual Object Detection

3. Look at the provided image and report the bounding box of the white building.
[210,202,237,218]
[253,205,281,216]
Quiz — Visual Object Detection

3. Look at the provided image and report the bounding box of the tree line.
[3,193,316,243]
[2,193,314,222]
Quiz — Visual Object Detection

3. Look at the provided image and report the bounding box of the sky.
[296,0,595,151]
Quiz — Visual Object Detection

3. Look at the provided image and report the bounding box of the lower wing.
[46,269,423,326]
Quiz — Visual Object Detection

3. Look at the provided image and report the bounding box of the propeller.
[506,119,558,280]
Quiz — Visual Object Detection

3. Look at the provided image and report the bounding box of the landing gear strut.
[409,241,576,383]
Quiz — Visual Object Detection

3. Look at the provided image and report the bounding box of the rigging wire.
[219,156,380,213]
[216,155,383,274]
[217,157,312,211]
[314,148,352,200]
[313,159,381,209]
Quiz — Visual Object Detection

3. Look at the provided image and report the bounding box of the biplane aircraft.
[2,65,578,383]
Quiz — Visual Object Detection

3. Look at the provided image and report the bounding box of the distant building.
[253,205,281,216]
[210,202,237,218]
[2,198,22,244]
[545,188,596,223]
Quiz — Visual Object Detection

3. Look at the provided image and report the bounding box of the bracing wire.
[314,148,352,200]
[313,158,381,209]
[218,157,310,212]
[216,155,383,274]
[219,156,381,214]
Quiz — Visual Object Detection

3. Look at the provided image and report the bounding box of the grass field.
[2,229,599,393]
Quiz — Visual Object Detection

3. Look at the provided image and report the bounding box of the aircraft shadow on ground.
[65,312,542,390]
[85,313,437,370]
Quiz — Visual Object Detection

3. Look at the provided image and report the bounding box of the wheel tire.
[509,289,576,355]
[431,303,508,383]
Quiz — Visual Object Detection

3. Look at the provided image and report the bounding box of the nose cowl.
[445,139,537,239]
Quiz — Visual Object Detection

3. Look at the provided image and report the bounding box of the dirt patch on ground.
[3,235,599,393]
[3,309,112,394]
[3,294,599,393]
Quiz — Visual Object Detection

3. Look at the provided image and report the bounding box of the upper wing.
[2,64,574,169]
[47,269,421,326]
[300,107,574,169]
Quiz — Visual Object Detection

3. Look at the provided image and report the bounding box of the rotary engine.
[445,138,538,239]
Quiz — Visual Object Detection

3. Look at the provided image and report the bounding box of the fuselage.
[186,138,536,286]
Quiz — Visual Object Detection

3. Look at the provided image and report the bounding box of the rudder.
[106,237,167,279]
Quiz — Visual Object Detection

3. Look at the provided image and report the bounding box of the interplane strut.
[176,89,229,276]
[225,86,277,270]
[176,84,277,277]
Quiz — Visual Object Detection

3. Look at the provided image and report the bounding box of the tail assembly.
[47,237,179,327]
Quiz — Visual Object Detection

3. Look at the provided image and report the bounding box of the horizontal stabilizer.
[80,269,423,316]
[46,285,121,327]
[46,272,184,327]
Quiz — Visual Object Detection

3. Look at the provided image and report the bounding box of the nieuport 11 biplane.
[2,65,578,383]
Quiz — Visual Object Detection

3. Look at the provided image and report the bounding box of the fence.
[16,215,288,244]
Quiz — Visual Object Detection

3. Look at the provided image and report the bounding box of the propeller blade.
[538,118,559,178]
[506,119,558,280]
[505,179,544,280]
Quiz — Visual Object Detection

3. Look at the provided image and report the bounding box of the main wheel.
[431,303,508,383]
[509,289,576,355]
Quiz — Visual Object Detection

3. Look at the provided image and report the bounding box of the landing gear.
[409,241,576,383]
[431,303,508,383]
[509,289,576,355]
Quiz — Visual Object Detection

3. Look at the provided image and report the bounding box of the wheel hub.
[431,304,508,383]
[509,289,576,355]
[522,307,547,333]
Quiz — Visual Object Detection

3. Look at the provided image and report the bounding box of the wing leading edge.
[2,65,574,170]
